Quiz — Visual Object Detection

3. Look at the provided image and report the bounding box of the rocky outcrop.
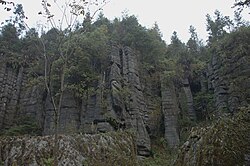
[44,91,80,135]
[208,49,250,113]
[2,44,206,157]
[0,64,23,129]
[207,28,250,114]
[1,45,204,156]
[0,131,137,166]
[175,107,250,166]
[0,61,45,133]
[181,78,196,120]
[208,54,229,112]
[141,70,163,139]
[105,46,151,156]
[27,46,151,156]
[160,76,179,148]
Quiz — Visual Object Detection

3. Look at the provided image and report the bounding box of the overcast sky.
[1,0,249,43]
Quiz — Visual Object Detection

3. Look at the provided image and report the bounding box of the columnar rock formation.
[0,64,23,129]
[0,44,206,157]
[0,46,152,156]
[0,61,44,131]
[181,78,196,120]
[106,46,151,156]
[208,54,229,112]
[208,51,250,113]
[160,76,179,147]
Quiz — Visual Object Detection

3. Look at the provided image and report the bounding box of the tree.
[65,24,109,102]
[1,3,27,35]
[233,0,250,13]
[206,10,233,43]
[187,26,199,56]
[143,22,166,68]
[0,23,19,52]
[0,0,15,12]
[167,31,186,58]
[38,0,108,165]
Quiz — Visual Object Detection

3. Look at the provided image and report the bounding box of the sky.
[1,0,249,44]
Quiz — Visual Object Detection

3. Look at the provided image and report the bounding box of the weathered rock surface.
[0,131,137,166]
[0,46,152,156]
[160,76,179,147]
[181,78,196,120]
[106,46,151,156]
[0,61,45,132]
[208,54,229,112]
[44,91,80,135]
[208,48,250,113]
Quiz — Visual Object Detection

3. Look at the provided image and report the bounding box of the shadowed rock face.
[1,45,210,156]
[208,54,229,112]
[43,91,80,135]
[0,46,152,156]
[208,50,250,113]
[160,76,180,148]
[0,64,23,129]
[106,46,151,156]
[182,78,196,121]
[0,62,45,131]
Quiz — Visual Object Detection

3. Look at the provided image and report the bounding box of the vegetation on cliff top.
[0,1,250,165]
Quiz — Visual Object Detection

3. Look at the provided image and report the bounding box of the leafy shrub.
[1,116,42,136]
[175,106,250,166]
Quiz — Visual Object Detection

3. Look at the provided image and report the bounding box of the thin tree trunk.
[53,62,66,166]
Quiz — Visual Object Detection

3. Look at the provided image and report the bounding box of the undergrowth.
[139,137,178,166]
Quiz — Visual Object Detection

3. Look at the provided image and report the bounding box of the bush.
[1,116,42,136]
[175,106,250,166]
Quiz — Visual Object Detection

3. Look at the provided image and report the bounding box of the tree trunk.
[53,62,66,166]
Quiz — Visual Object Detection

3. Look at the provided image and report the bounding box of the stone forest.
[0,0,249,165]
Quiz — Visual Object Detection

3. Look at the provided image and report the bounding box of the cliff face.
[0,46,152,156]
[160,76,179,147]
[208,47,250,113]
[1,34,249,162]
[0,61,45,132]
[175,28,250,165]
[102,46,151,156]
[0,45,203,155]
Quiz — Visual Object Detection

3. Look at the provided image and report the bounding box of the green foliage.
[0,23,21,53]
[175,106,250,166]
[210,26,250,107]
[213,26,250,58]
[194,91,215,121]
[1,116,42,136]
[206,10,233,43]
[43,158,54,166]
[80,131,138,166]
[65,25,109,97]
[164,31,192,79]
[110,15,166,69]
[233,0,250,13]
[139,138,177,166]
